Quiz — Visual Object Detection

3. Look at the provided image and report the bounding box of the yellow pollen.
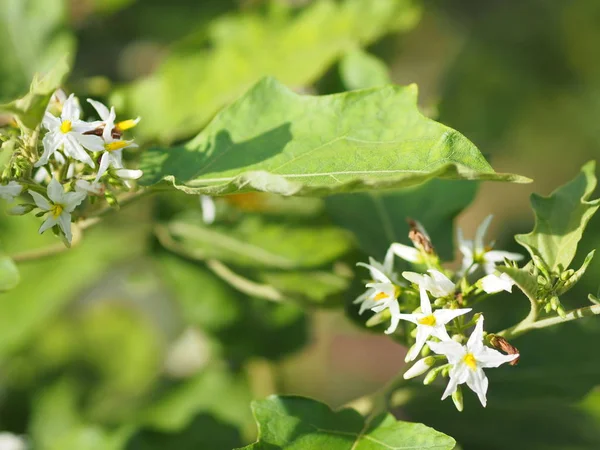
[116,119,138,131]
[105,140,130,152]
[374,292,389,301]
[50,203,64,218]
[418,314,437,326]
[60,120,72,133]
[463,353,477,370]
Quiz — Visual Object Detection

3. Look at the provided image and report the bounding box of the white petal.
[430,324,451,342]
[383,245,396,273]
[63,191,87,211]
[406,325,432,361]
[63,135,94,167]
[95,153,112,182]
[0,432,27,450]
[0,181,22,201]
[35,132,61,167]
[358,262,391,284]
[419,286,432,314]
[428,339,465,363]
[474,215,493,252]
[42,112,61,130]
[75,180,105,196]
[467,315,485,354]
[87,98,110,120]
[485,250,524,263]
[456,228,473,258]
[397,313,419,325]
[384,298,401,335]
[47,178,64,203]
[442,363,469,400]
[114,168,143,180]
[481,273,514,294]
[58,212,73,243]
[427,270,455,296]
[403,357,434,380]
[34,167,50,184]
[476,346,519,368]
[29,191,50,210]
[402,271,425,286]
[434,308,472,325]
[76,133,105,152]
[466,368,489,407]
[39,215,58,234]
[201,195,216,225]
[390,242,421,263]
[62,94,81,120]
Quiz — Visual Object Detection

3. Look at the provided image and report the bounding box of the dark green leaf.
[240,395,455,450]
[139,78,529,196]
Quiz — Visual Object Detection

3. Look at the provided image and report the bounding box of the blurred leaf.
[516,161,599,272]
[112,0,421,142]
[497,265,539,303]
[0,0,74,102]
[0,250,19,292]
[156,254,241,331]
[339,48,391,90]
[259,270,350,306]
[140,78,529,196]
[162,212,353,269]
[30,379,134,450]
[0,58,69,130]
[327,179,477,260]
[240,395,455,450]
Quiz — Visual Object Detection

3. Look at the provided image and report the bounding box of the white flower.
[37,94,103,168]
[46,88,68,114]
[0,181,22,202]
[480,272,515,294]
[75,179,105,196]
[87,98,140,140]
[94,138,138,182]
[355,249,402,334]
[0,432,27,450]
[201,195,216,224]
[403,269,455,298]
[28,178,86,244]
[457,215,523,275]
[399,286,471,361]
[428,316,519,407]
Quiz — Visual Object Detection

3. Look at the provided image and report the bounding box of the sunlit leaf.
[516,161,600,272]
[340,48,391,90]
[140,78,529,197]
[240,395,455,450]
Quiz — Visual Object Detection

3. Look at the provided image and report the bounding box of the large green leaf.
[112,0,421,142]
[140,78,529,196]
[0,0,74,102]
[327,179,477,260]
[516,161,600,272]
[240,395,455,450]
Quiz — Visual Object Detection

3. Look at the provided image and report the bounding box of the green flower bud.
[537,275,548,286]
[366,309,391,327]
[560,269,574,281]
[420,343,431,357]
[452,387,464,412]
[557,306,567,318]
[424,368,440,385]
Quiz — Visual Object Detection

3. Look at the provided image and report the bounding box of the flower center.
[60,120,72,134]
[463,352,477,370]
[417,314,436,326]
[373,285,401,302]
[50,203,64,218]
[105,140,130,152]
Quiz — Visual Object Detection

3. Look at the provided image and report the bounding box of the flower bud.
[537,275,548,286]
[452,387,464,412]
[550,296,560,311]
[403,356,435,380]
[405,344,417,362]
[560,269,574,281]
[366,309,391,327]
[420,343,431,357]
[423,368,439,385]
[557,305,566,318]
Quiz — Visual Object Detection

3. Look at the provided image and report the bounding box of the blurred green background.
[1,0,599,449]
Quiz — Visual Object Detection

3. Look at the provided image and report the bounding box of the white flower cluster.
[355,216,522,409]
[0,90,142,244]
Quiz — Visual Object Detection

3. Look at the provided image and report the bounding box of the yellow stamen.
[463,353,477,370]
[60,120,72,134]
[50,203,64,218]
[418,314,436,326]
[105,140,130,152]
[116,118,139,131]
[374,292,388,301]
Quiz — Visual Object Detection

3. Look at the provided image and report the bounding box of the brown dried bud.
[407,218,435,254]
[489,335,520,366]
[83,126,123,139]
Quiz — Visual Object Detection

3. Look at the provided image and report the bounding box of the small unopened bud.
[105,191,119,208]
[403,356,435,379]
[441,365,450,377]
[8,204,34,215]
[560,269,574,281]
[544,302,552,313]
[452,387,464,412]
[533,255,551,279]
[421,343,431,357]
[550,296,560,311]
[366,309,391,327]
[556,306,566,318]
[434,298,446,307]
[537,275,548,286]
[405,344,417,362]
[423,368,440,385]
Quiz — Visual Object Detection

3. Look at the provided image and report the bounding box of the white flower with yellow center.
[458,215,523,275]
[428,316,519,407]
[94,138,139,182]
[28,178,86,244]
[399,286,471,361]
[355,248,403,334]
[88,98,140,140]
[0,181,22,202]
[37,94,103,167]
[403,269,455,298]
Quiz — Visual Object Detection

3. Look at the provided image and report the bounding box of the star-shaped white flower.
[88,98,140,140]
[29,178,86,244]
[355,248,402,334]
[403,269,455,298]
[399,286,471,361]
[480,272,515,294]
[457,215,523,275]
[428,315,519,407]
[94,138,138,182]
[0,181,22,202]
[37,94,103,168]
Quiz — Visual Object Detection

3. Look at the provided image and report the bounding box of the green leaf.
[516,161,600,272]
[140,78,529,196]
[162,212,353,269]
[497,265,539,302]
[112,0,422,142]
[0,250,19,292]
[0,58,69,129]
[0,0,74,102]
[557,249,595,296]
[258,270,350,306]
[327,179,478,260]
[240,395,455,450]
[340,48,392,90]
